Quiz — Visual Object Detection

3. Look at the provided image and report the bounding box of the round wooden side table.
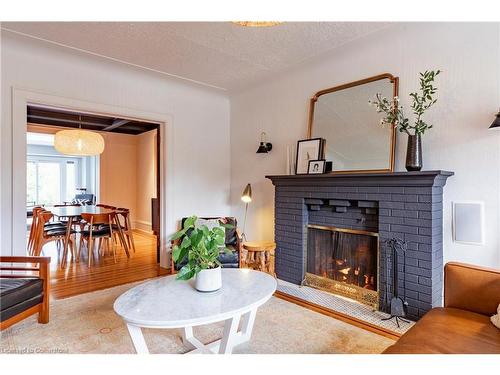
[242,241,276,276]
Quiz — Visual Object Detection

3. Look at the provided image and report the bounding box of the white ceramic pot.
[195,266,222,292]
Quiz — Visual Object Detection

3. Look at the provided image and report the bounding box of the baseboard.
[133,219,153,234]
[133,228,155,236]
[274,290,401,341]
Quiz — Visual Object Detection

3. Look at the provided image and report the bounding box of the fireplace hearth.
[266,171,453,320]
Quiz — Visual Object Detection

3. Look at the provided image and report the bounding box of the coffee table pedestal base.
[127,308,257,354]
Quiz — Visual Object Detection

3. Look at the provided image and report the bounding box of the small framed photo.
[295,138,324,174]
[308,159,326,174]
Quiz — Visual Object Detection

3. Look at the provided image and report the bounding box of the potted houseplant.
[171,216,232,292]
[370,70,441,171]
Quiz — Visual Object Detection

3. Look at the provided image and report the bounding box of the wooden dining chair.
[79,212,129,266]
[116,208,136,253]
[96,203,117,209]
[28,207,66,255]
[33,211,76,262]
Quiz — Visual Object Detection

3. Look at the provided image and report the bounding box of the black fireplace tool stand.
[381,238,411,328]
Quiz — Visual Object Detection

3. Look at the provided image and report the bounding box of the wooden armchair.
[171,217,242,272]
[0,256,50,331]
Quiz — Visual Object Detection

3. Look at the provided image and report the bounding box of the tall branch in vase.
[369,70,441,171]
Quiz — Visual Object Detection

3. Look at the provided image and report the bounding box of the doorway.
[25,103,167,298]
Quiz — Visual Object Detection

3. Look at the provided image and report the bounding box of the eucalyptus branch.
[369,70,441,136]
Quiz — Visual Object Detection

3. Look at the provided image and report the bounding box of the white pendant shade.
[54,129,105,156]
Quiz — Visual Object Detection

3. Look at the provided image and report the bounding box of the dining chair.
[79,212,129,266]
[33,211,76,262]
[96,203,117,209]
[115,208,136,253]
[28,207,66,255]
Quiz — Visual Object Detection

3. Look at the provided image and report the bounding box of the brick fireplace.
[266,171,453,320]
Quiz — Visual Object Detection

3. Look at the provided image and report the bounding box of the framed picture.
[308,159,326,174]
[295,138,324,174]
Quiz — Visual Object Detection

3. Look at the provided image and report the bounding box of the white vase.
[195,266,222,292]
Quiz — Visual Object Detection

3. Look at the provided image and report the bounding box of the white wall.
[0,32,231,256]
[99,132,138,223]
[230,23,500,269]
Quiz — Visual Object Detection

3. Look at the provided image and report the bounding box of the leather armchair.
[171,217,242,271]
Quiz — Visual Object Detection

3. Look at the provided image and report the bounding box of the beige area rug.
[0,281,394,354]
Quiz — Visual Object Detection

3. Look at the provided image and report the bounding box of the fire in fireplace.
[305,225,379,308]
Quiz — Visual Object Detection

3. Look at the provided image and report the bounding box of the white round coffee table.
[114,268,277,354]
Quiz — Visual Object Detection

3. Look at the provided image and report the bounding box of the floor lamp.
[240,183,252,242]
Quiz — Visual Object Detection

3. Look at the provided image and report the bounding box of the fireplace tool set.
[382,237,411,328]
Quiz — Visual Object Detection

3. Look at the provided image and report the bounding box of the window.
[26,156,82,206]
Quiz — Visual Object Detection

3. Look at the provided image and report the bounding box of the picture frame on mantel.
[308,159,326,174]
[295,138,324,174]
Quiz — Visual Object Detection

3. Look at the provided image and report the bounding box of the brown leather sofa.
[384,262,500,354]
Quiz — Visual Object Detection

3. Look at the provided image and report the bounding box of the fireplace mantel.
[266,170,454,187]
[266,170,454,320]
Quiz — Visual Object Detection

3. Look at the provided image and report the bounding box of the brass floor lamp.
[240,183,252,242]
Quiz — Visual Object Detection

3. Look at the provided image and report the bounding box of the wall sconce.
[489,108,500,129]
[256,132,272,153]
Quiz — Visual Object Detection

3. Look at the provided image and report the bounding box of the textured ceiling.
[2,22,390,91]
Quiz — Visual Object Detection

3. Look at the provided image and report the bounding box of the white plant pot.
[195,266,222,292]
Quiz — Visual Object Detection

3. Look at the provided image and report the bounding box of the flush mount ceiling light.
[232,21,283,27]
[54,115,105,156]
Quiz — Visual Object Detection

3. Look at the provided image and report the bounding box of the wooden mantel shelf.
[266,170,454,187]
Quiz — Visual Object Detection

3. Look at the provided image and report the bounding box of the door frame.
[11,88,174,267]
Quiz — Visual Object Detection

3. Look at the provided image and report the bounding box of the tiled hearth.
[267,171,453,320]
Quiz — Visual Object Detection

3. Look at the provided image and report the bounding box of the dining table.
[48,205,128,268]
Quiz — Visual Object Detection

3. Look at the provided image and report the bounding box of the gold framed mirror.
[308,73,398,174]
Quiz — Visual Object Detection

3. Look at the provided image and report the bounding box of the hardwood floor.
[39,230,169,300]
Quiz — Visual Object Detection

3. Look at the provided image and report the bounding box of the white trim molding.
[9,87,175,267]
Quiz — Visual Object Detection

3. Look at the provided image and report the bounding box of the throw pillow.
[195,218,223,232]
[491,304,500,329]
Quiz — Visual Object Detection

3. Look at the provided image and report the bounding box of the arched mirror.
[308,73,398,173]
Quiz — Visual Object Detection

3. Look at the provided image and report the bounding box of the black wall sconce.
[489,108,500,129]
[256,132,272,153]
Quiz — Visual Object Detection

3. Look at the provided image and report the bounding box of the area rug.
[0,281,394,354]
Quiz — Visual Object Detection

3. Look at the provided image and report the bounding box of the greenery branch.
[369,70,441,136]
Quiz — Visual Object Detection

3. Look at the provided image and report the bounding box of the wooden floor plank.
[39,231,168,300]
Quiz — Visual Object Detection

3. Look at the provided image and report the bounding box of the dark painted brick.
[379,201,405,209]
[358,200,378,208]
[304,198,324,205]
[391,224,419,234]
[418,260,432,269]
[328,199,351,206]
[392,209,419,218]
[379,216,404,224]
[418,276,432,286]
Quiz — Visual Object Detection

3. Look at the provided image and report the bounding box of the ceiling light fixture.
[232,21,283,27]
[54,115,105,156]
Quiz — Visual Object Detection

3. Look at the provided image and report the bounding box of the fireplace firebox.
[306,225,379,308]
